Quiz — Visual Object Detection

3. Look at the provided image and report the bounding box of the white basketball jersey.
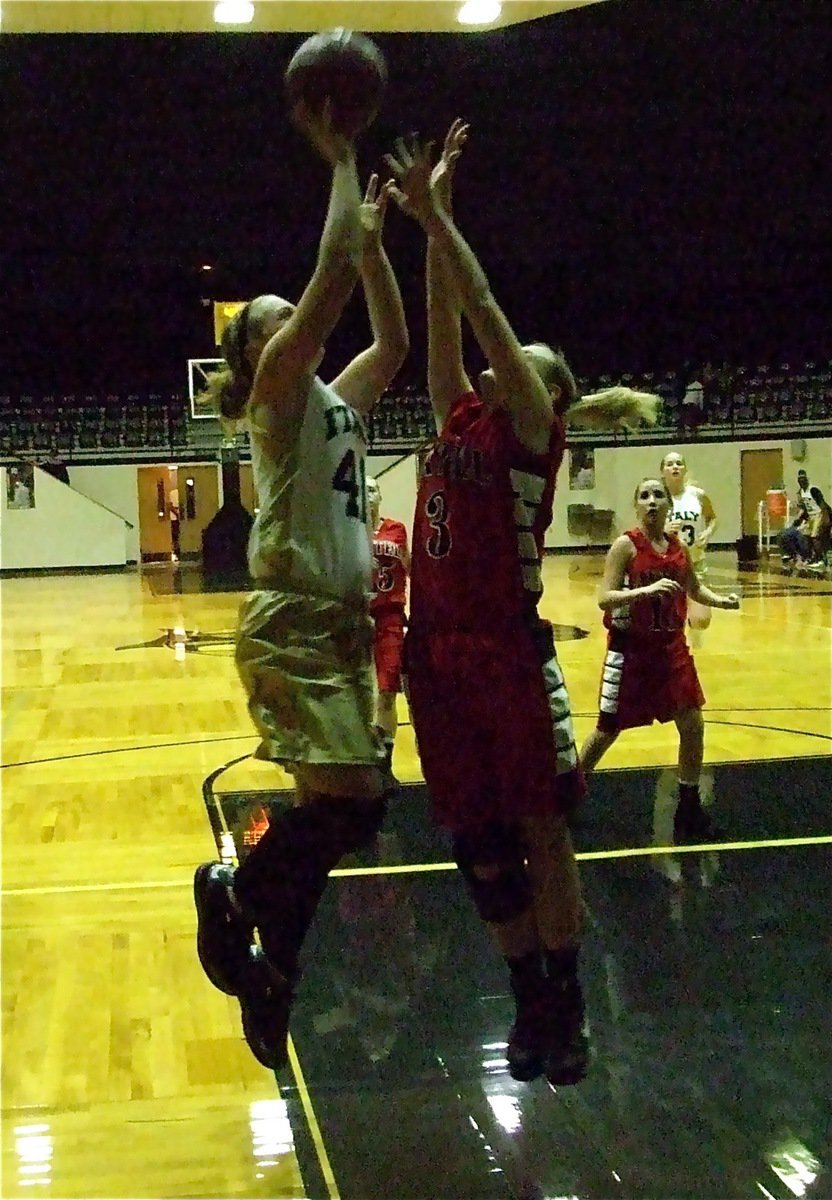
[800,486,820,519]
[669,486,705,561]
[247,376,373,600]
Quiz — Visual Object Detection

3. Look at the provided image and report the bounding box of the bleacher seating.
[1,357,830,465]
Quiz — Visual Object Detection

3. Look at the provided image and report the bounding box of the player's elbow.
[373,335,409,391]
[385,327,410,371]
[320,237,363,279]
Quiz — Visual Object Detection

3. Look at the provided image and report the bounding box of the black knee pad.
[452,823,532,924]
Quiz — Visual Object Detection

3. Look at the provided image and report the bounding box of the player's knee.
[343,795,387,849]
[452,824,532,924]
[306,792,388,854]
[676,706,704,737]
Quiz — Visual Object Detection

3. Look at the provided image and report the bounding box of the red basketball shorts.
[596,630,705,732]
[403,623,586,833]
[373,607,405,694]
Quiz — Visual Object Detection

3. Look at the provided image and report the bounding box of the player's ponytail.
[530,345,660,430]
[565,387,661,431]
[193,305,254,426]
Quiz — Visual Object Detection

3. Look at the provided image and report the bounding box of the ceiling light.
[214,1,254,26]
[457,0,502,25]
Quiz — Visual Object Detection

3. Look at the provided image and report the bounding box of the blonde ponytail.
[192,303,255,426]
[565,387,661,431]
[192,361,250,425]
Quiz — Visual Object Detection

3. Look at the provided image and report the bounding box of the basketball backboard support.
[213,300,246,346]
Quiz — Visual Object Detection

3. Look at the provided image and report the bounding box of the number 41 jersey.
[410,392,563,631]
[247,375,372,601]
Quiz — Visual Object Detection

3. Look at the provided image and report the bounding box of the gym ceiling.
[1,1,605,35]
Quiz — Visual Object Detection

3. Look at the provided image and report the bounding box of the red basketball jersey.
[410,393,564,631]
[604,528,689,640]
[371,517,408,614]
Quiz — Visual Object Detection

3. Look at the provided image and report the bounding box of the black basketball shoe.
[193,862,254,996]
[507,976,550,1082]
[673,805,725,845]
[238,946,294,1071]
[545,976,589,1087]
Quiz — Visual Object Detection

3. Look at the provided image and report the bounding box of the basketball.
[284,28,387,139]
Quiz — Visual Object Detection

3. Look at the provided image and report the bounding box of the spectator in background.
[804,487,832,572]
[701,362,718,408]
[716,362,735,395]
[168,486,181,561]
[656,370,679,427]
[780,468,819,567]
[679,376,704,432]
[7,465,34,509]
[13,476,32,508]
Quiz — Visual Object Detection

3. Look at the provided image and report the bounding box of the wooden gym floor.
[2,551,830,1199]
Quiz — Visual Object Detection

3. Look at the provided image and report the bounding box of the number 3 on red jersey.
[425,490,452,558]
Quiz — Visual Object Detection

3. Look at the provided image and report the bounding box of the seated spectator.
[701,361,719,406]
[679,376,704,431]
[716,361,736,405]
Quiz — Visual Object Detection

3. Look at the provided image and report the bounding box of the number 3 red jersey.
[410,393,564,631]
[371,517,408,615]
[605,528,689,640]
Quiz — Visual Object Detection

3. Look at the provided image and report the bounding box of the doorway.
[137,464,220,562]
[740,448,784,536]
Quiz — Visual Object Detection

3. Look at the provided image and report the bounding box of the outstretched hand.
[359,173,394,249]
[384,134,438,227]
[431,118,469,211]
[722,593,741,610]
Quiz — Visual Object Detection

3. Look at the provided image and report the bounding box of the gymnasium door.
[137,466,176,561]
[740,448,784,535]
[175,465,220,558]
[137,465,220,561]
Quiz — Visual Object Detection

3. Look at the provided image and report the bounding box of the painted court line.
[5,833,831,895]
[286,1037,341,1200]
